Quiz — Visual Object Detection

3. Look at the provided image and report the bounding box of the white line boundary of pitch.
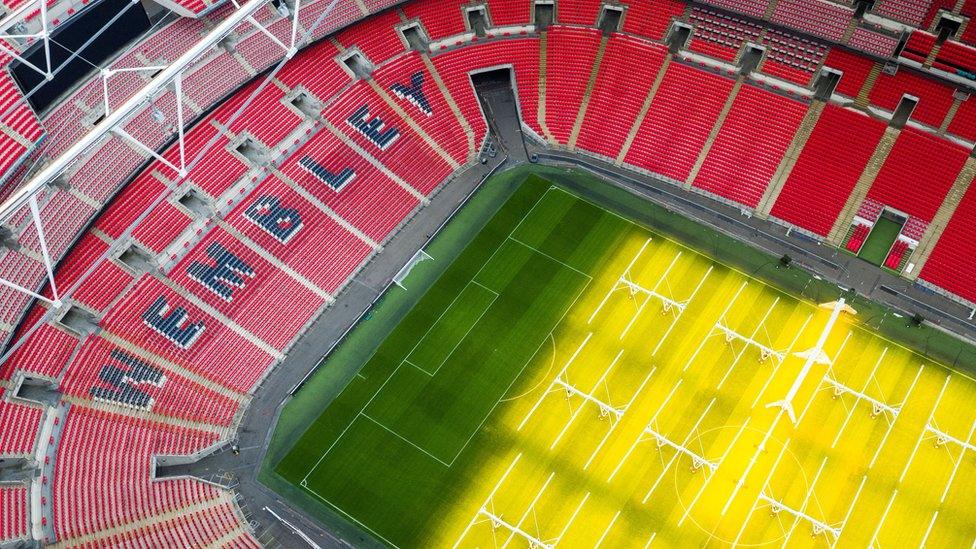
[300,186,558,481]
[404,279,500,377]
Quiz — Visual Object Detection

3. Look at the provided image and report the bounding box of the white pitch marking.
[588,237,653,324]
[451,453,522,549]
[508,236,592,279]
[919,511,940,549]
[410,285,500,376]
[498,472,555,549]
[716,410,786,519]
[715,297,780,390]
[779,456,830,546]
[651,265,713,357]
[619,252,682,339]
[750,313,819,410]
[898,375,951,484]
[302,358,409,482]
[830,474,867,549]
[403,280,496,373]
[830,348,888,448]
[681,281,749,373]
[550,349,625,449]
[678,415,753,525]
[584,365,657,470]
[642,398,719,504]
[730,437,794,547]
[869,363,924,470]
[867,489,899,548]
[939,419,976,503]
[552,492,591,544]
[308,189,564,482]
[517,333,593,431]
[593,511,621,549]
[361,413,450,466]
[608,378,683,482]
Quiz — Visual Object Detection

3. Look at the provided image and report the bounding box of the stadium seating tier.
[8,0,976,546]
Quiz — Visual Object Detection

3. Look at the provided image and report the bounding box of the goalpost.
[393,249,433,289]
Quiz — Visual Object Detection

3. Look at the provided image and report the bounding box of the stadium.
[2,0,976,546]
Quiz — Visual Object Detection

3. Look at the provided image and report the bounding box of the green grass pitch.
[274,176,624,545]
[267,170,976,548]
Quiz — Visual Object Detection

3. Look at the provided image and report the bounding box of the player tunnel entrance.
[470,68,530,159]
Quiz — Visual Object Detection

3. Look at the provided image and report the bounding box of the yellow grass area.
[434,232,976,548]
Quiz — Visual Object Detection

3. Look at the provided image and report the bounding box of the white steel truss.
[2,0,281,220]
[582,365,656,470]
[767,299,854,424]
[0,0,55,81]
[714,321,786,363]
[0,0,334,319]
[552,373,627,423]
[0,0,316,220]
[478,508,553,549]
[456,456,589,549]
[0,194,62,307]
[518,333,593,432]
[644,422,718,473]
[479,472,557,549]
[590,239,689,325]
[545,349,628,451]
[587,241,711,343]
[822,374,902,420]
[758,491,842,540]
[618,269,685,314]
[928,419,976,507]
[925,423,976,455]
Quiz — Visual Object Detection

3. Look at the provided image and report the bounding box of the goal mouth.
[393,249,433,289]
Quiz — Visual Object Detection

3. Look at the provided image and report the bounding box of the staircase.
[568,35,609,150]
[537,32,558,144]
[827,126,901,245]
[854,63,882,109]
[924,42,944,69]
[940,96,963,134]
[756,101,826,219]
[616,55,673,165]
[905,156,976,278]
[421,54,477,159]
[54,492,237,549]
[366,79,460,169]
[685,77,744,189]
[270,163,383,250]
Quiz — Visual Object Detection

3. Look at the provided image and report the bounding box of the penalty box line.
[358,274,593,471]
[301,482,404,549]
[301,187,560,482]
[403,280,500,377]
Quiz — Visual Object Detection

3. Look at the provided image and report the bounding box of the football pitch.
[272,176,976,548]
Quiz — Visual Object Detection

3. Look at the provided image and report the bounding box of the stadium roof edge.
[0,0,270,226]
